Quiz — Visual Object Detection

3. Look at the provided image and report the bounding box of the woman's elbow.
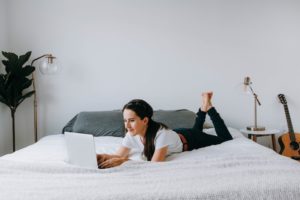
[151,156,166,162]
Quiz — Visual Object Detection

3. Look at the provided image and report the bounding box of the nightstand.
[240,129,282,152]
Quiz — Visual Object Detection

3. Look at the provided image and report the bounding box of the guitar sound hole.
[290,141,299,150]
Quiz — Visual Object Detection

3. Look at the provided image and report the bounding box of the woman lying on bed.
[97,92,233,169]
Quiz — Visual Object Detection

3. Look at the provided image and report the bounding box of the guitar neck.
[284,104,296,140]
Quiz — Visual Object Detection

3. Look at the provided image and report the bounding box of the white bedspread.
[1,129,300,200]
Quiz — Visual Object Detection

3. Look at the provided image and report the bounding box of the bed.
[1,110,300,200]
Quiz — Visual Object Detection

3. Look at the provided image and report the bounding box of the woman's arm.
[115,146,130,157]
[151,146,168,162]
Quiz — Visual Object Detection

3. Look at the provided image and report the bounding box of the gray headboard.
[62,109,210,137]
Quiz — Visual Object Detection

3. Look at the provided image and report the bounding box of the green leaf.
[20,79,33,90]
[2,51,18,61]
[2,60,10,72]
[16,90,35,107]
[0,95,8,106]
[0,83,7,98]
[1,52,19,73]
[18,51,32,67]
[0,74,10,99]
[5,72,14,87]
[21,65,35,77]
[22,90,35,98]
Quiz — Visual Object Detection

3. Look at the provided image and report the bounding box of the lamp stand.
[32,72,38,142]
[31,54,56,142]
[246,93,265,131]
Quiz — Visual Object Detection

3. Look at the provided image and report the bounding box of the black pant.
[173,107,233,150]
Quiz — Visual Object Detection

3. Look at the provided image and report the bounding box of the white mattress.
[1,128,300,200]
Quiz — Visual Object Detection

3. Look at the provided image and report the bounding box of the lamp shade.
[39,55,59,75]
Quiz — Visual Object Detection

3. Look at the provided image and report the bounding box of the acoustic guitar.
[278,94,300,160]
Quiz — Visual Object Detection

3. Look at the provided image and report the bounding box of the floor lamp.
[31,54,58,142]
[243,76,265,131]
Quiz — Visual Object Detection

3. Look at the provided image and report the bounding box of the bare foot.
[201,91,213,112]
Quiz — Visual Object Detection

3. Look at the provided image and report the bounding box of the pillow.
[71,110,125,137]
[62,115,78,133]
[153,109,212,129]
[61,109,211,137]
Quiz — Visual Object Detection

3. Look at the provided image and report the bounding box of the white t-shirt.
[122,128,183,159]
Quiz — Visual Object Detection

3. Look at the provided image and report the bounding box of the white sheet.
[1,127,244,163]
[1,128,300,200]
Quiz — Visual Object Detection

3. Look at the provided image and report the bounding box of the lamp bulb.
[39,59,58,75]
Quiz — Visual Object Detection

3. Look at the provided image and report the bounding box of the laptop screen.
[65,132,98,169]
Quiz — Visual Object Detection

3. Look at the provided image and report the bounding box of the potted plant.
[0,51,35,152]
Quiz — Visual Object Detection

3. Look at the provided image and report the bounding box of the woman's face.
[123,109,148,136]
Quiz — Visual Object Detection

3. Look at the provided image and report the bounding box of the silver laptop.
[65,132,98,169]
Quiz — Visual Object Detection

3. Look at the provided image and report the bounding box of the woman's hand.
[97,146,130,169]
[97,154,111,165]
[99,157,128,169]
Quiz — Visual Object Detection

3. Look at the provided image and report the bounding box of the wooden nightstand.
[240,129,282,152]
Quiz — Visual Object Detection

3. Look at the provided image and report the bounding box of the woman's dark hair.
[122,99,167,161]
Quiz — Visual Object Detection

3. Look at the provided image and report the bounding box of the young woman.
[97,92,233,169]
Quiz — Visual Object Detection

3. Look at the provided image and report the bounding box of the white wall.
[1,0,300,155]
[0,0,7,49]
[0,0,11,155]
